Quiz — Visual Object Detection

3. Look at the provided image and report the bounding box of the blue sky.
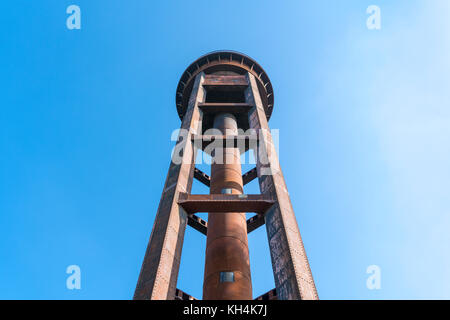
[1,0,449,299]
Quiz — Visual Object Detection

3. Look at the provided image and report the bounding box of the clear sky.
[1,0,449,300]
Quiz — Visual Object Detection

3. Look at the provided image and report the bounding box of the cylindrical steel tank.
[203,113,252,300]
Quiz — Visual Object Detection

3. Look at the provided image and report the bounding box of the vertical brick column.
[245,73,318,300]
[134,73,205,300]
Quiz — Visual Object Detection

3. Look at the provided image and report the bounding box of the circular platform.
[176,51,274,121]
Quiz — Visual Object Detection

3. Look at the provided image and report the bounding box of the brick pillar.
[245,72,318,300]
[134,73,205,300]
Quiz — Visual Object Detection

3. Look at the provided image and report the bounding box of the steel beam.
[175,288,197,300]
[254,288,277,301]
[203,75,248,91]
[185,214,266,236]
[194,167,210,187]
[246,214,265,234]
[178,193,274,215]
[198,103,253,115]
[187,214,208,236]
[242,167,258,185]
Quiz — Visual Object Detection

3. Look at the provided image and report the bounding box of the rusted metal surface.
[254,288,277,301]
[184,213,267,236]
[187,214,208,236]
[203,112,252,300]
[178,193,275,215]
[198,102,253,115]
[246,214,265,234]
[194,167,210,187]
[175,288,197,300]
[242,167,258,186]
[246,73,319,300]
[200,101,252,133]
[133,73,206,300]
[136,51,318,301]
[176,51,274,121]
[203,74,248,91]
